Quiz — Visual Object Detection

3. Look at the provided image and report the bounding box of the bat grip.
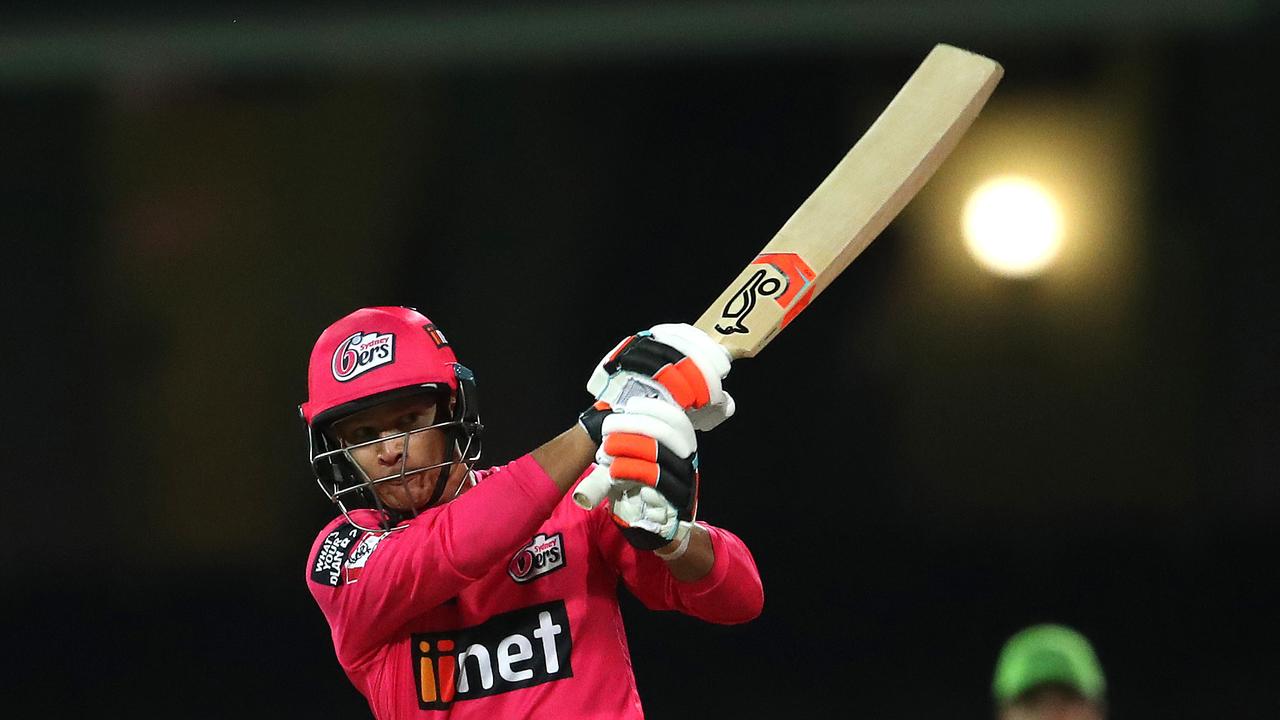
[572,465,612,510]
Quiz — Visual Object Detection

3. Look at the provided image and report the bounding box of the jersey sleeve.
[306,454,563,669]
[592,497,764,625]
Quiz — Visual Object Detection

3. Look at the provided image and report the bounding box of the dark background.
[3,2,1278,717]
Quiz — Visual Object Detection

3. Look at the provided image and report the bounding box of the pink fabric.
[306,455,763,719]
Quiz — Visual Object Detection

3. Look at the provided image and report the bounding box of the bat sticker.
[714,252,816,335]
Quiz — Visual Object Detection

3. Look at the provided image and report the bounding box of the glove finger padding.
[573,396,693,510]
[598,398,696,458]
[586,335,680,407]
[587,324,731,412]
[595,397,699,550]
[686,390,735,432]
[601,434,696,512]
[648,323,731,403]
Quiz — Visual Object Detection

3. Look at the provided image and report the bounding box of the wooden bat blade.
[694,44,1003,359]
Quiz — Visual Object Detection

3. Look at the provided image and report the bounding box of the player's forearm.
[529,424,597,493]
[658,524,714,582]
[666,524,764,624]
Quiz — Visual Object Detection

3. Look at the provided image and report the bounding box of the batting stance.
[302,306,763,718]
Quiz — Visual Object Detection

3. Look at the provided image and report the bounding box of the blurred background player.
[300,306,762,717]
[992,624,1107,720]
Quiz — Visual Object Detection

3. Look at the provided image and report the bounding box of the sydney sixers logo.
[331,331,396,382]
[714,252,816,335]
[508,533,565,584]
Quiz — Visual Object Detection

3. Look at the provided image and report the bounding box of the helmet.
[300,306,482,531]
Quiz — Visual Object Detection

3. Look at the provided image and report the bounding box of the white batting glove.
[609,484,692,550]
[586,323,735,431]
[686,392,736,432]
[573,397,700,549]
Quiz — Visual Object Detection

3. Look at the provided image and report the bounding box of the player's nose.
[375,432,406,466]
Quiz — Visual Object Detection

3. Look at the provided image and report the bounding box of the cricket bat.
[697,43,1002,358]
[575,44,1002,509]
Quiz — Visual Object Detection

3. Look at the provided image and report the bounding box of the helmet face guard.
[300,307,483,532]
[307,371,482,532]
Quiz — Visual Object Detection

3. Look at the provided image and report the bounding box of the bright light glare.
[962,176,1064,278]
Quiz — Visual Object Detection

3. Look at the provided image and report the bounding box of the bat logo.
[714,252,816,335]
[714,269,782,334]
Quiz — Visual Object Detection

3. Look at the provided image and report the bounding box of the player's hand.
[601,397,698,550]
[573,398,699,550]
[586,323,735,431]
[609,483,692,552]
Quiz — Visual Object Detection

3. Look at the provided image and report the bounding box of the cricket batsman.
[302,306,763,718]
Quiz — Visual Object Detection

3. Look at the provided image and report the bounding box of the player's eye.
[345,426,379,445]
[400,410,436,431]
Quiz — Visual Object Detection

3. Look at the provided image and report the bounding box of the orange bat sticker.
[713,252,816,335]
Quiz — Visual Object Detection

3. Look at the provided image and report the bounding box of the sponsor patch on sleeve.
[310,523,362,587]
[343,531,385,585]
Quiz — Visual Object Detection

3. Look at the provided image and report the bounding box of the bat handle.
[572,465,612,510]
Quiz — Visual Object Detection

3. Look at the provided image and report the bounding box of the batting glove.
[573,397,699,550]
[610,484,693,552]
[586,323,735,431]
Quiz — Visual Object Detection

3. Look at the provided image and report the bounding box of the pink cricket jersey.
[306,454,764,719]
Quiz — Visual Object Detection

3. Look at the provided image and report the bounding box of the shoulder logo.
[343,531,385,584]
[311,523,361,587]
[507,532,565,584]
[332,331,396,382]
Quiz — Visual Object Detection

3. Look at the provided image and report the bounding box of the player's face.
[332,395,468,512]
[999,696,1104,720]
